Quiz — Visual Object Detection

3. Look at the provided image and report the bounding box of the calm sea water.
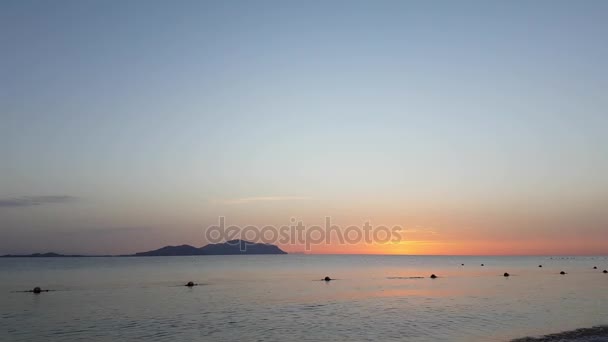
[1,255,607,341]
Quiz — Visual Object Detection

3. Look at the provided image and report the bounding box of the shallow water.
[1,255,607,341]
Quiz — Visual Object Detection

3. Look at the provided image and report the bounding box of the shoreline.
[511,326,608,341]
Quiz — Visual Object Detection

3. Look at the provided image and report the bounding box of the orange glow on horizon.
[279,238,607,256]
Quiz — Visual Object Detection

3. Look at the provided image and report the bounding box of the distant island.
[0,252,91,258]
[0,240,287,257]
[134,239,287,256]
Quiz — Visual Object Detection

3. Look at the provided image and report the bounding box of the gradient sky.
[1,0,607,255]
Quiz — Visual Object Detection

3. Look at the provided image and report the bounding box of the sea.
[1,255,607,341]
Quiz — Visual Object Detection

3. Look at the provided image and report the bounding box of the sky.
[1,0,607,255]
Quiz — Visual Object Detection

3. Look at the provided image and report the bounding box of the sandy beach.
[512,326,608,342]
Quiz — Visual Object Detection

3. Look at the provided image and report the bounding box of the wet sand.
[512,326,608,342]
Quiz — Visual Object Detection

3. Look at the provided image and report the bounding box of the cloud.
[220,196,311,205]
[54,226,155,235]
[405,227,440,236]
[0,195,79,208]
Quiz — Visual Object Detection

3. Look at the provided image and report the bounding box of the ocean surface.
[1,255,607,341]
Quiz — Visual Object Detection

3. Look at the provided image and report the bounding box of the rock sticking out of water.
[430,274,437,279]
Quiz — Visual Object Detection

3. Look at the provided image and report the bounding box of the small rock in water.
[481,264,484,266]
[430,274,437,279]
[504,272,510,277]
[560,271,566,275]
[33,287,41,294]
[324,276,332,281]
[603,270,607,274]
[538,265,542,267]
[186,281,195,287]
[593,266,597,269]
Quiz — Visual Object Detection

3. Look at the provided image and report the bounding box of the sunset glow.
[1,1,607,256]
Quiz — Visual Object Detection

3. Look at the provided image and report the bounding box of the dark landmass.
[134,240,287,256]
[133,244,202,257]
[2,240,287,257]
[0,252,91,258]
[200,239,287,255]
[511,326,608,342]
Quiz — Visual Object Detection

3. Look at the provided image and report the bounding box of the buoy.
[430,274,437,279]
[503,272,510,277]
[324,276,331,281]
[33,287,42,294]
[186,281,195,287]
[560,271,566,275]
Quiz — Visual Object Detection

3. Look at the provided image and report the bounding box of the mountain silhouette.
[0,252,87,258]
[133,240,287,256]
[1,240,287,257]
[133,244,202,256]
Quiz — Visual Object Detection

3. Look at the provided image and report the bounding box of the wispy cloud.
[55,226,155,235]
[405,227,440,236]
[0,195,79,208]
[220,196,311,205]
